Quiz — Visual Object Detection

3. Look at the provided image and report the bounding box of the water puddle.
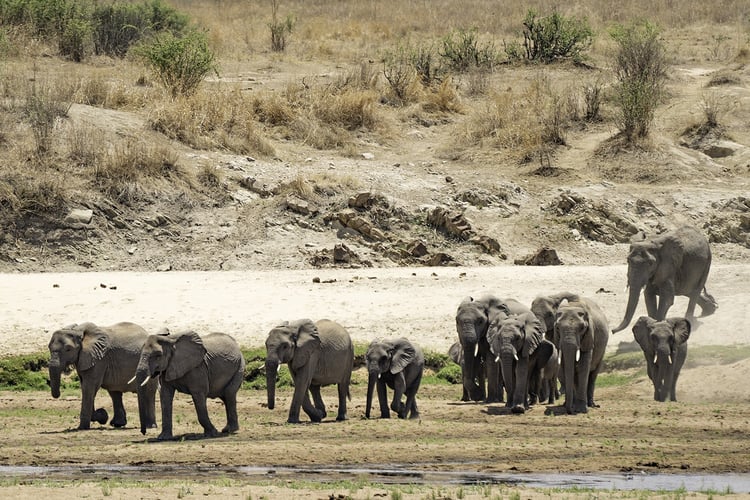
[0,464,748,493]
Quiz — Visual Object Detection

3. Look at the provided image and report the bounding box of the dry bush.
[66,123,105,167]
[422,77,461,113]
[94,140,194,204]
[21,78,76,156]
[314,88,378,130]
[149,87,274,156]
[252,90,296,126]
[0,168,68,224]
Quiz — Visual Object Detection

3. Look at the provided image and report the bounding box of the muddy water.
[1,465,748,493]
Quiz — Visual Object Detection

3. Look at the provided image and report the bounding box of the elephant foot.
[156,432,175,441]
[335,413,348,422]
[408,412,420,420]
[511,405,526,414]
[587,399,600,408]
[380,412,390,419]
[110,418,127,428]
[92,408,109,425]
[221,424,239,434]
[204,427,220,438]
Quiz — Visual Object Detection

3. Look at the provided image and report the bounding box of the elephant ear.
[632,316,656,352]
[578,307,595,351]
[390,338,416,374]
[667,317,691,345]
[291,319,321,367]
[520,312,543,358]
[165,331,206,381]
[78,323,111,371]
[533,339,554,369]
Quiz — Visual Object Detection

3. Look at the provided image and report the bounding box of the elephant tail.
[347,387,351,401]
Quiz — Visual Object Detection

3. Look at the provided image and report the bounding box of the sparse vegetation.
[520,9,593,63]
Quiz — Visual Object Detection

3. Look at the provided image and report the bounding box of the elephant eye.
[64,345,73,352]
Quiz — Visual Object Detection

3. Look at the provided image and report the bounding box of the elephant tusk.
[654,354,658,364]
[668,354,673,365]
[377,373,381,380]
[495,355,500,363]
[127,375,136,385]
[576,349,580,362]
[474,344,479,357]
[277,364,281,373]
[140,375,151,387]
[513,353,518,362]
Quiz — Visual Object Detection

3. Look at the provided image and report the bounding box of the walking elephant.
[455,295,527,403]
[365,338,424,419]
[133,330,245,440]
[554,298,609,414]
[632,316,691,402]
[265,319,353,424]
[612,226,717,333]
[47,322,157,432]
[487,311,554,413]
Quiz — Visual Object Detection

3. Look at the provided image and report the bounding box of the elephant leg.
[484,353,502,403]
[408,398,420,419]
[138,383,158,433]
[404,375,422,419]
[377,380,390,419]
[305,385,327,422]
[288,369,315,424]
[191,392,219,438]
[220,393,240,434]
[78,381,99,430]
[391,373,406,416]
[158,384,176,441]
[655,284,675,321]
[574,352,592,413]
[644,286,658,319]
[587,369,601,408]
[336,382,348,421]
[697,291,717,317]
[109,391,127,427]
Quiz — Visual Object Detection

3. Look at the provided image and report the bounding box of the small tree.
[269,0,294,52]
[136,30,217,98]
[522,9,593,63]
[610,20,667,141]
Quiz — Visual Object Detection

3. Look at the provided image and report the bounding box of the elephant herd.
[451,225,717,414]
[44,225,716,438]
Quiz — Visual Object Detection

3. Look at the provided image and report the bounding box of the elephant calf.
[365,338,424,419]
[632,316,691,402]
[134,330,245,440]
[265,319,354,424]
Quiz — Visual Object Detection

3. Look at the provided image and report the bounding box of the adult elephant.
[612,226,717,333]
[554,298,609,414]
[47,322,157,432]
[632,316,691,402]
[455,295,527,403]
[133,330,245,440]
[487,311,553,413]
[531,292,581,340]
[365,337,424,419]
[265,319,353,424]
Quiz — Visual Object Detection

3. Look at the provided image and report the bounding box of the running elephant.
[612,226,717,333]
[48,322,157,432]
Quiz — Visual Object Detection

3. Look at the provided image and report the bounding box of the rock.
[422,252,453,266]
[361,152,375,160]
[286,195,318,216]
[703,144,735,158]
[514,247,563,266]
[64,209,93,225]
[407,240,428,257]
[239,176,273,197]
[156,263,172,272]
[348,192,387,209]
[144,214,171,227]
[333,243,353,263]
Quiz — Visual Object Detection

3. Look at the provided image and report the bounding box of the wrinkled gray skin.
[487,311,553,413]
[134,331,245,440]
[48,322,157,432]
[447,341,469,401]
[554,298,609,414]
[365,338,424,419]
[612,226,717,333]
[530,292,580,402]
[455,295,527,403]
[632,316,691,402]
[265,319,353,423]
[533,342,560,405]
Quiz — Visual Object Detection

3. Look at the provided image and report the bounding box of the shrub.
[59,15,93,62]
[136,30,217,98]
[382,45,419,104]
[440,28,497,72]
[521,9,593,63]
[22,79,73,156]
[0,352,52,391]
[610,20,667,141]
[269,0,293,52]
[436,363,462,384]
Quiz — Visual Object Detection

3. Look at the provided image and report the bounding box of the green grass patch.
[595,371,641,388]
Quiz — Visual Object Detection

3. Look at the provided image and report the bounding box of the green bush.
[610,20,667,140]
[436,363,462,384]
[440,28,497,72]
[0,352,55,391]
[59,16,92,62]
[521,9,593,63]
[135,30,217,98]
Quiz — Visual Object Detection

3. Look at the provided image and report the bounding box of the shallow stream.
[1,464,748,493]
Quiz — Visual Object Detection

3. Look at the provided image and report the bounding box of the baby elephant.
[632,316,691,402]
[365,338,424,419]
[133,330,245,440]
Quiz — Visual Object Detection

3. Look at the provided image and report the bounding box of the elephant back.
[576,297,610,367]
[202,332,245,392]
[313,319,354,385]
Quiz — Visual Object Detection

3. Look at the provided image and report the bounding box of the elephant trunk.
[48,358,62,399]
[265,360,278,410]
[365,371,377,418]
[653,348,672,402]
[132,353,151,387]
[612,284,643,333]
[500,350,516,409]
[561,343,578,414]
